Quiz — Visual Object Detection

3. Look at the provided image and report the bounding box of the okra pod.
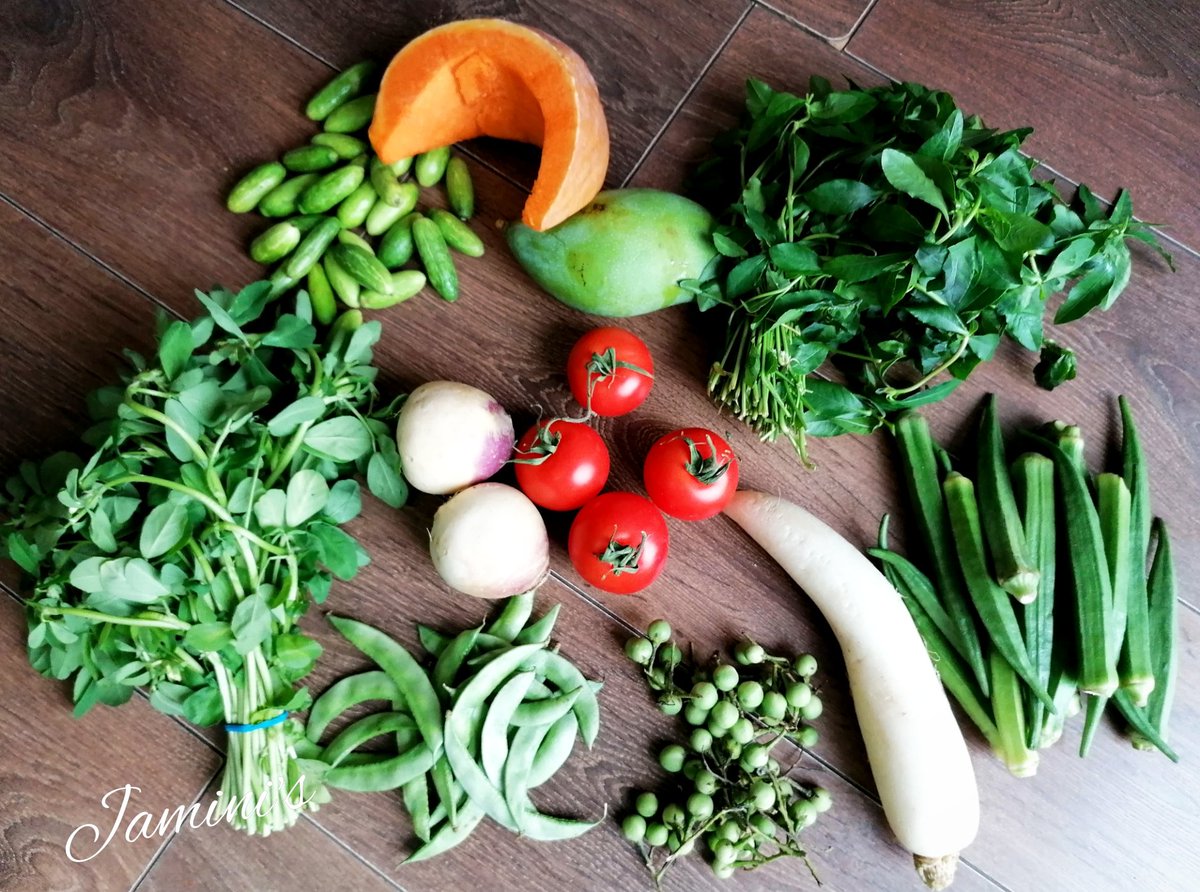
[1012,452,1056,747]
[989,649,1038,777]
[943,472,1054,710]
[977,396,1039,602]
[1131,519,1177,755]
[895,413,989,693]
[1098,473,1132,663]
[1118,395,1155,705]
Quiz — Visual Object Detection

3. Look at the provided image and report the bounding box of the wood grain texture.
[848,0,1200,251]
[230,0,750,185]
[136,783,400,892]
[760,0,874,44]
[0,596,221,892]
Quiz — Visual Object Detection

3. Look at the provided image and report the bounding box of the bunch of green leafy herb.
[685,77,1172,463]
[1,284,406,835]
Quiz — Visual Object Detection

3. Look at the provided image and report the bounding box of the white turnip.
[396,381,514,495]
[429,483,549,599]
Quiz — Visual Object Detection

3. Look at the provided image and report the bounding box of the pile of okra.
[225,61,484,322]
[873,395,1177,776]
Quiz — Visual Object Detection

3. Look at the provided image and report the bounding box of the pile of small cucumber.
[225,62,483,322]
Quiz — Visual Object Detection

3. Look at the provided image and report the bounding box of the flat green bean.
[405,801,484,864]
[511,687,581,728]
[322,711,415,768]
[417,624,450,657]
[306,669,401,744]
[433,626,482,701]
[324,743,435,793]
[480,671,536,787]
[527,712,579,789]
[443,718,518,831]
[430,755,460,829]
[521,650,600,747]
[486,592,535,641]
[403,774,432,843]
[514,603,561,645]
[504,723,549,833]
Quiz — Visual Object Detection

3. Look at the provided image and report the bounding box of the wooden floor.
[1,2,1197,890]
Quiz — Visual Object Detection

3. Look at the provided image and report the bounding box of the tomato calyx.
[585,347,653,409]
[513,422,562,467]
[684,435,732,485]
[597,531,648,576]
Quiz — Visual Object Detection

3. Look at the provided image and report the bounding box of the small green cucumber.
[412,214,459,301]
[285,217,342,279]
[430,209,485,258]
[323,94,376,133]
[336,229,374,251]
[414,146,451,187]
[337,181,377,229]
[257,173,318,218]
[227,162,287,213]
[311,133,368,159]
[378,213,418,269]
[445,155,475,219]
[249,221,302,265]
[369,157,414,209]
[287,214,325,233]
[268,266,299,298]
[360,270,426,309]
[282,144,340,172]
[299,164,366,215]
[329,243,393,294]
[305,61,376,121]
[307,262,337,325]
[365,183,418,236]
[324,249,361,308]
[390,156,413,177]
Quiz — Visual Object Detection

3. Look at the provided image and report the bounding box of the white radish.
[429,483,549,599]
[396,381,514,495]
[724,490,978,891]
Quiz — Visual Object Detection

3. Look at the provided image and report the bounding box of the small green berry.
[659,744,686,773]
[690,728,714,753]
[760,691,787,721]
[625,636,653,664]
[785,681,813,709]
[658,693,683,716]
[712,663,739,691]
[662,803,685,827]
[690,681,719,710]
[710,699,739,730]
[687,792,714,821]
[645,822,669,847]
[635,791,659,818]
[622,814,647,842]
[647,620,672,644]
[730,717,755,745]
[684,702,710,726]
[799,696,824,721]
[736,680,764,709]
[811,786,832,813]
[793,653,818,677]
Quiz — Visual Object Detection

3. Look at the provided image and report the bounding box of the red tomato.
[568,492,669,594]
[514,419,610,511]
[643,428,739,521]
[566,327,654,417]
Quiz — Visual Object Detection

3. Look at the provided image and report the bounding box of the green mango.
[507,188,718,317]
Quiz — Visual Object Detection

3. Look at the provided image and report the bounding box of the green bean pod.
[306,262,337,325]
[1118,396,1155,705]
[943,472,1054,710]
[282,144,340,172]
[311,132,368,159]
[306,669,401,743]
[323,249,361,308]
[405,802,484,864]
[324,743,436,793]
[977,395,1039,602]
[520,649,601,747]
[443,718,519,830]
[336,181,377,229]
[284,216,341,279]
[430,755,460,829]
[513,603,561,646]
[227,162,287,213]
[417,624,451,658]
[486,592,535,642]
[414,146,451,187]
[445,154,475,219]
[527,711,579,788]
[305,61,376,121]
[378,213,418,269]
[431,208,485,258]
[480,671,537,787]
[404,774,433,843]
[322,711,416,768]
[511,687,581,728]
[298,163,366,215]
[258,173,319,217]
[433,626,483,699]
[249,221,302,265]
[323,93,376,133]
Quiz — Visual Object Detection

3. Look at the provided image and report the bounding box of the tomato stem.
[512,421,562,466]
[598,531,648,576]
[685,435,732,485]
[585,347,653,414]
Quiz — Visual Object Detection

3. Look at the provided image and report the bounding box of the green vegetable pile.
[296,593,601,861]
[621,619,830,885]
[688,77,1172,461]
[1,286,406,834]
[228,62,483,315]
[872,397,1177,776]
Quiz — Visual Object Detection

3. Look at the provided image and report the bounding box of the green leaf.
[367,451,408,509]
[158,321,194,380]
[231,593,272,655]
[227,281,274,325]
[1034,341,1077,390]
[139,500,193,559]
[6,532,38,574]
[183,685,224,726]
[69,557,106,593]
[88,507,118,553]
[979,209,1054,254]
[285,469,330,527]
[880,148,948,216]
[303,416,372,463]
[768,242,820,277]
[822,253,905,284]
[164,399,202,462]
[275,633,323,675]
[917,108,963,160]
[194,289,244,339]
[725,256,767,298]
[97,558,170,604]
[308,523,363,580]
[1054,267,1113,324]
[177,380,225,428]
[185,621,233,653]
[227,477,260,515]
[322,479,362,523]
[936,237,977,309]
[1044,236,1097,282]
[267,396,327,437]
[253,489,287,530]
[343,321,382,368]
[262,314,317,350]
[804,179,879,215]
[1109,189,1133,225]
[712,231,748,258]
[907,304,967,335]
[862,204,927,244]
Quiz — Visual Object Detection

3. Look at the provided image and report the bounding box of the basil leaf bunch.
[687,77,1172,463]
[1,284,406,834]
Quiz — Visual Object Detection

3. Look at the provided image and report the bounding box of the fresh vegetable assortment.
[1,287,404,835]
[621,619,831,885]
[683,78,1172,461]
[297,596,601,860]
[873,398,1179,775]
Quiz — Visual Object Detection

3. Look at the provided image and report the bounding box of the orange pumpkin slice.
[369,19,610,231]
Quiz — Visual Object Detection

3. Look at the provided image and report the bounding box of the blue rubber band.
[225,710,289,733]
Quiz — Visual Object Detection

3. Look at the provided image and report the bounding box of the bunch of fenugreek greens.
[1,284,406,834]
[686,77,1172,462]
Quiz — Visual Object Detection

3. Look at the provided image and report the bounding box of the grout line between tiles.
[620,3,754,188]
[840,0,884,48]
[750,0,869,49]
[127,763,225,892]
[300,812,409,892]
